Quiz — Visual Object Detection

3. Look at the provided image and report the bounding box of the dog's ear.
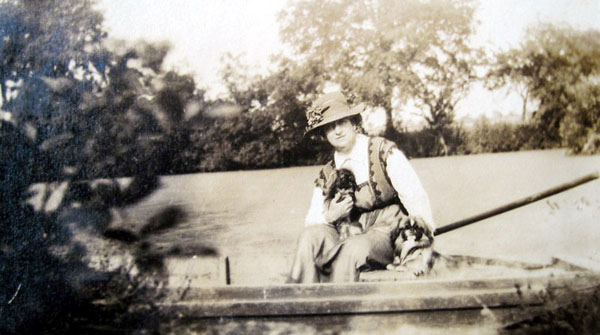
[390,215,410,241]
[413,216,434,241]
[321,170,339,197]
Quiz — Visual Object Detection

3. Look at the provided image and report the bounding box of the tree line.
[3,1,598,179]
[1,0,599,332]
[188,0,600,172]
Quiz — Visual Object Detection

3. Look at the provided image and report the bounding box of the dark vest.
[315,136,408,214]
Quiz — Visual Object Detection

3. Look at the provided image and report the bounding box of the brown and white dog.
[324,168,363,241]
[387,215,435,276]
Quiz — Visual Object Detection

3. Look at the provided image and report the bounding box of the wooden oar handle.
[435,171,599,236]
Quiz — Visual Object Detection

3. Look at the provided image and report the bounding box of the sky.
[97,0,600,122]
[97,1,286,97]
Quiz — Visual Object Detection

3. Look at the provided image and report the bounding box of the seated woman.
[288,91,436,283]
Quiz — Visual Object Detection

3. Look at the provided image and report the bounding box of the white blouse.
[305,134,436,230]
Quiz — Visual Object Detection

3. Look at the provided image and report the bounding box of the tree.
[0,0,105,108]
[279,0,483,145]
[193,53,329,171]
[0,5,110,329]
[0,1,207,332]
[489,24,600,152]
[252,58,332,166]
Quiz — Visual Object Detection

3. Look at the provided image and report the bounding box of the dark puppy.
[324,169,363,241]
[387,216,435,276]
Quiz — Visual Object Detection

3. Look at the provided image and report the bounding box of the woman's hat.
[305,91,365,135]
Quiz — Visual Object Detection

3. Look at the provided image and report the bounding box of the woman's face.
[323,118,357,154]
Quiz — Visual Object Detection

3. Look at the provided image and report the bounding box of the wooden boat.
[158,255,600,333]
[154,173,600,333]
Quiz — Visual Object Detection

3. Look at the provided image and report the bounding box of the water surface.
[122,149,600,285]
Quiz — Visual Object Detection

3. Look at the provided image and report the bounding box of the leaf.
[118,175,160,207]
[166,245,217,257]
[139,206,186,237]
[103,228,139,244]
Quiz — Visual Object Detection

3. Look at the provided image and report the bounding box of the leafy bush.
[0,1,211,333]
[559,84,600,154]
[459,118,542,154]
[390,126,467,158]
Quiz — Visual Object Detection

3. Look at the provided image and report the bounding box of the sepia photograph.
[1,0,600,334]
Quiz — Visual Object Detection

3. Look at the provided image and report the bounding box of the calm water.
[122,149,600,285]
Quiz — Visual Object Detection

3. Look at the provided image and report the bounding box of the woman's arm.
[305,187,353,226]
[386,149,436,232]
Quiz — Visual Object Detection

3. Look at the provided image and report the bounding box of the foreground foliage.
[0,0,207,333]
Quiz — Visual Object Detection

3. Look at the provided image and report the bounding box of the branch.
[7,283,22,305]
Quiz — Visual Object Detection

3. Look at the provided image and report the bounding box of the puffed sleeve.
[304,187,328,226]
[386,148,436,232]
[305,162,336,226]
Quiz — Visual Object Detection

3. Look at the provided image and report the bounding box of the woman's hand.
[324,193,353,223]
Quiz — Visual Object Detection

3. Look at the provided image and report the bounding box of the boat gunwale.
[156,270,600,318]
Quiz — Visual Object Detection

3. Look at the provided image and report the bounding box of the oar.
[435,171,600,236]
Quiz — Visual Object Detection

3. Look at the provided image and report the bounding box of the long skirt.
[288,204,403,283]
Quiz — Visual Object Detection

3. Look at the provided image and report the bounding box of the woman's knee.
[299,224,331,240]
[337,236,372,263]
[297,225,335,249]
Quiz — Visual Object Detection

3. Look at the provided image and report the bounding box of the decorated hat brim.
[304,103,366,136]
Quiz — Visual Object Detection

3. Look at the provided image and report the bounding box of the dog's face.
[400,218,425,242]
[390,216,433,266]
[325,168,357,203]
